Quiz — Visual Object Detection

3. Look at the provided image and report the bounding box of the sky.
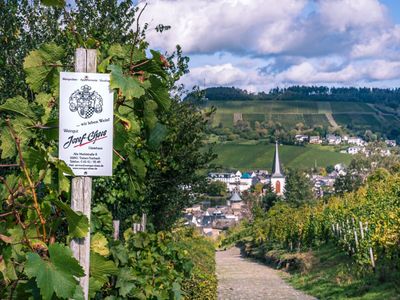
[139,0,400,93]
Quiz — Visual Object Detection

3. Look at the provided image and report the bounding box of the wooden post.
[369,247,376,270]
[353,226,359,250]
[359,221,364,239]
[113,220,120,241]
[70,48,97,300]
[141,213,147,232]
[133,223,141,233]
[364,222,376,270]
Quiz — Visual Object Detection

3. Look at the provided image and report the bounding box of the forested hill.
[189,86,400,108]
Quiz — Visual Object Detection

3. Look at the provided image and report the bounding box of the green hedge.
[181,231,217,300]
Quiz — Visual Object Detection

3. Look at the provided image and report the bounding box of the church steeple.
[272,141,284,178]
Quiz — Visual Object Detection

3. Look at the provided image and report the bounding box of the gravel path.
[216,247,316,300]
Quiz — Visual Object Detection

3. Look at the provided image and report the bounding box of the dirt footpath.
[216,247,316,300]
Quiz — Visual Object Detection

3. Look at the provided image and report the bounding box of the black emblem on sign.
[69,85,103,119]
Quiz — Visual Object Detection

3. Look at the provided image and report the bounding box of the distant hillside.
[209,142,351,170]
[187,86,400,109]
[207,100,400,139]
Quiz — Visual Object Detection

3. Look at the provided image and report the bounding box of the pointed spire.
[230,190,242,202]
[272,141,283,177]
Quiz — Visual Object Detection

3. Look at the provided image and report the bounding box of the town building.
[309,136,322,144]
[227,190,243,210]
[326,134,342,145]
[270,142,286,196]
[295,134,308,143]
[348,137,365,146]
[348,146,362,155]
[385,140,396,147]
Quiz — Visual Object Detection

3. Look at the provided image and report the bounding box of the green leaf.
[98,56,112,73]
[23,43,65,93]
[0,247,18,283]
[24,243,84,300]
[49,153,74,175]
[40,0,65,8]
[91,204,113,233]
[54,158,74,176]
[35,93,53,124]
[116,267,137,297]
[89,277,104,299]
[23,148,47,171]
[58,169,70,193]
[144,100,158,131]
[128,156,147,179]
[108,64,146,100]
[12,116,35,149]
[108,44,125,58]
[148,77,171,111]
[51,198,89,238]
[114,112,140,134]
[110,242,129,265]
[0,126,16,159]
[89,251,118,297]
[90,251,118,283]
[148,122,168,149]
[172,281,183,300]
[0,96,36,119]
[91,232,110,256]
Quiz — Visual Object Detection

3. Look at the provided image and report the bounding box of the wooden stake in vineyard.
[70,48,97,300]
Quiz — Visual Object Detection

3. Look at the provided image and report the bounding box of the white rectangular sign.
[59,72,114,176]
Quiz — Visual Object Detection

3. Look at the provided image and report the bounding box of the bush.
[181,231,217,300]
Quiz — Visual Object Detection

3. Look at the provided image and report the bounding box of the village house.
[309,136,322,144]
[295,134,308,143]
[326,134,342,145]
[348,146,362,155]
[348,136,365,146]
[385,140,396,147]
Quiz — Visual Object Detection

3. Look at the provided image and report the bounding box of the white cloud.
[318,0,388,32]
[140,0,307,54]
[139,0,400,90]
[180,63,266,92]
[351,25,400,59]
[276,59,400,84]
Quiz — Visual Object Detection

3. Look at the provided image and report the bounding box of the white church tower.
[270,142,286,196]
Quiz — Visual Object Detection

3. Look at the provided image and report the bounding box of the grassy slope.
[210,142,352,170]
[208,100,400,130]
[287,244,400,300]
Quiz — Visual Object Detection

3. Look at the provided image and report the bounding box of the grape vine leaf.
[144,100,158,131]
[0,126,16,159]
[91,232,110,256]
[116,267,137,297]
[23,148,47,171]
[148,122,168,150]
[35,93,53,124]
[148,77,171,111]
[23,43,65,93]
[108,44,125,58]
[108,64,146,100]
[12,116,35,149]
[0,96,36,119]
[89,251,118,297]
[51,198,89,238]
[24,243,84,300]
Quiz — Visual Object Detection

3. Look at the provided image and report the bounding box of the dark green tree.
[261,184,279,211]
[333,172,362,195]
[143,101,216,230]
[207,180,227,197]
[284,169,314,206]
